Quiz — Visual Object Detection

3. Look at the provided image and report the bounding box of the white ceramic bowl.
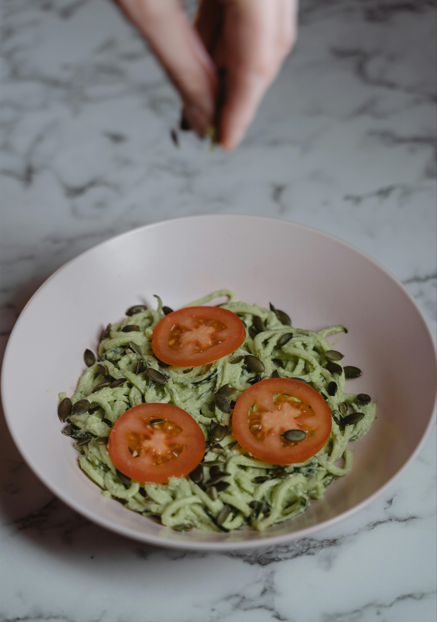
[2,215,436,550]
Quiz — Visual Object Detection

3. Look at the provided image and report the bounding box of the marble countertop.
[0,1,436,620]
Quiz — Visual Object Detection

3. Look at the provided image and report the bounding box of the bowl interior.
[2,215,436,549]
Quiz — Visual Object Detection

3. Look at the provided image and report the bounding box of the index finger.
[118,0,217,135]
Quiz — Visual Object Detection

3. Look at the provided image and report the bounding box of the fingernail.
[182,104,210,137]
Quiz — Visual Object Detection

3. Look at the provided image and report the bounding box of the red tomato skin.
[233,378,332,465]
[152,306,246,367]
[108,403,205,484]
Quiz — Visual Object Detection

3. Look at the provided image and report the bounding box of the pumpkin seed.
[210,444,224,454]
[210,420,218,434]
[229,355,243,364]
[96,363,107,376]
[275,470,288,479]
[92,382,110,393]
[339,402,349,415]
[72,399,90,415]
[281,429,307,442]
[357,393,371,405]
[183,367,193,374]
[254,476,269,483]
[146,368,168,384]
[216,505,232,526]
[95,436,109,445]
[207,486,218,501]
[58,397,72,422]
[272,358,284,368]
[173,524,194,532]
[326,361,343,375]
[245,355,265,373]
[247,375,262,385]
[214,393,230,413]
[278,333,293,347]
[170,128,179,147]
[332,414,341,426]
[216,384,236,397]
[344,366,362,379]
[253,316,265,333]
[110,378,127,388]
[162,306,174,315]
[201,459,226,467]
[84,349,96,367]
[61,424,73,436]
[115,469,131,485]
[210,466,229,478]
[76,437,91,446]
[327,381,338,396]
[271,370,280,379]
[211,424,228,443]
[88,406,100,415]
[135,360,144,375]
[189,464,203,484]
[215,482,230,492]
[126,304,147,316]
[122,325,140,333]
[326,350,344,361]
[276,309,291,326]
[102,418,113,427]
[341,412,365,426]
[103,323,111,339]
[129,341,142,356]
[206,473,229,487]
[249,326,258,340]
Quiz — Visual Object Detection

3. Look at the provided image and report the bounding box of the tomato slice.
[152,306,246,367]
[108,403,205,483]
[232,378,332,465]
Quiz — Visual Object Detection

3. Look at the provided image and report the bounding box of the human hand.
[117,0,298,150]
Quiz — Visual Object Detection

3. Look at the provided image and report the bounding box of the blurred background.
[0,2,436,621]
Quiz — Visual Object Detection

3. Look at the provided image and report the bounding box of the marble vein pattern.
[0,0,436,621]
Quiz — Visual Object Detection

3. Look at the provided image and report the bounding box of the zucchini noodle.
[59,290,377,532]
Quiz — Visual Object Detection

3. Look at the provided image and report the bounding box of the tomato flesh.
[233,378,332,465]
[108,403,205,483]
[153,306,246,367]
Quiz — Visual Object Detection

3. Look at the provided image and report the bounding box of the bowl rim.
[2,214,436,551]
